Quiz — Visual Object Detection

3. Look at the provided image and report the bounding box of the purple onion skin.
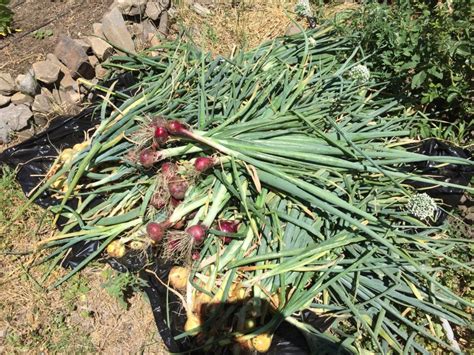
[194,157,215,172]
[167,120,187,135]
[139,149,156,168]
[147,222,166,242]
[154,126,169,144]
[168,180,188,200]
[192,251,200,261]
[186,224,207,244]
[217,220,239,244]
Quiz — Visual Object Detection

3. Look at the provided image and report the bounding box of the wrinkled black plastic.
[408,139,473,224]
[1,99,471,355]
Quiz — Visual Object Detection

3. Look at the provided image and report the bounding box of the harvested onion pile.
[11,27,473,353]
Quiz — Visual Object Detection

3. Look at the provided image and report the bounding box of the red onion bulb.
[186,224,207,244]
[194,157,215,172]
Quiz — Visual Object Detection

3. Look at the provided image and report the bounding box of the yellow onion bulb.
[184,312,201,336]
[168,266,189,290]
[251,333,273,353]
[106,240,126,258]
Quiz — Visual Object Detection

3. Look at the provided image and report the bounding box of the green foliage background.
[333,0,473,121]
[0,0,13,36]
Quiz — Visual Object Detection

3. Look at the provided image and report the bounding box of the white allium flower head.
[295,0,312,18]
[349,64,371,83]
[407,193,437,220]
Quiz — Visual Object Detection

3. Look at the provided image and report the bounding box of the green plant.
[33,28,53,40]
[7,27,474,353]
[334,1,473,118]
[0,0,13,37]
[101,268,148,309]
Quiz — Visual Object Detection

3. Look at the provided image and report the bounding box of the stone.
[285,23,302,36]
[54,35,95,79]
[0,104,33,143]
[145,1,162,20]
[95,64,108,79]
[60,72,79,92]
[158,10,169,35]
[191,3,211,16]
[74,38,92,54]
[102,8,136,54]
[15,70,39,96]
[88,55,99,67]
[0,73,15,95]
[142,19,157,39]
[115,0,148,16]
[149,33,160,47]
[87,36,114,60]
[93,23,104,38]
[0,95,10,107]
[32,91,53,114]
[10,92,33,106]
[159,0,170,8]
[32,60,61,84]
[46,53,69,74]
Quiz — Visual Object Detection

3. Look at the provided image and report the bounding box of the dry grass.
[174,0,304,56]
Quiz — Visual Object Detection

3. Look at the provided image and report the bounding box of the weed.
[101,268,149,309]
[32,28,53,40]
[0,0,13,37]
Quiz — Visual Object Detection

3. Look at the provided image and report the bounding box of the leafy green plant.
[33,28,53,40]
[333,1,473,118]
[0,0,13,37]
[101,268,148,309]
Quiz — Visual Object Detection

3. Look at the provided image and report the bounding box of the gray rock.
[88,55,99,67]
[15,70,39,96]
[95,64,108,79]
[74,38,92,54]
[54,35,95,79]
[0,95,11,107]
[191,3,211,16]
[46,53,70,74]
[60,72,79,92]
[145,1,163,20]
[0,104,33,143]
[285,23,302,36]
[159,0,170,8]
[10,92,34,106]
[102,7,136,54]
[32,92,53,114]
[32,60,61,84]
[87,36,114,60]
[93,23,104,38]
[0,72,15,95]
[115,0,148,16]
[142,18,157,39]
[158,10,169,35]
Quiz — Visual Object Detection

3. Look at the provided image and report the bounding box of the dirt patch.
[0,167,166,353]
[1,0,114,77]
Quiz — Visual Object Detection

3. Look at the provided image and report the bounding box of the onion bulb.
[139,149,156,168]
[251,333,273,353]
[106,240,126,258]
[154,126,169,144]
[168,180,188,200]
[217,220,239,244]
[194,157,214,172]
[167,120,186,135]
[184,312,201,336]
[146,222,166,242]
[169,266,189,290]
[186,224,207,244]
